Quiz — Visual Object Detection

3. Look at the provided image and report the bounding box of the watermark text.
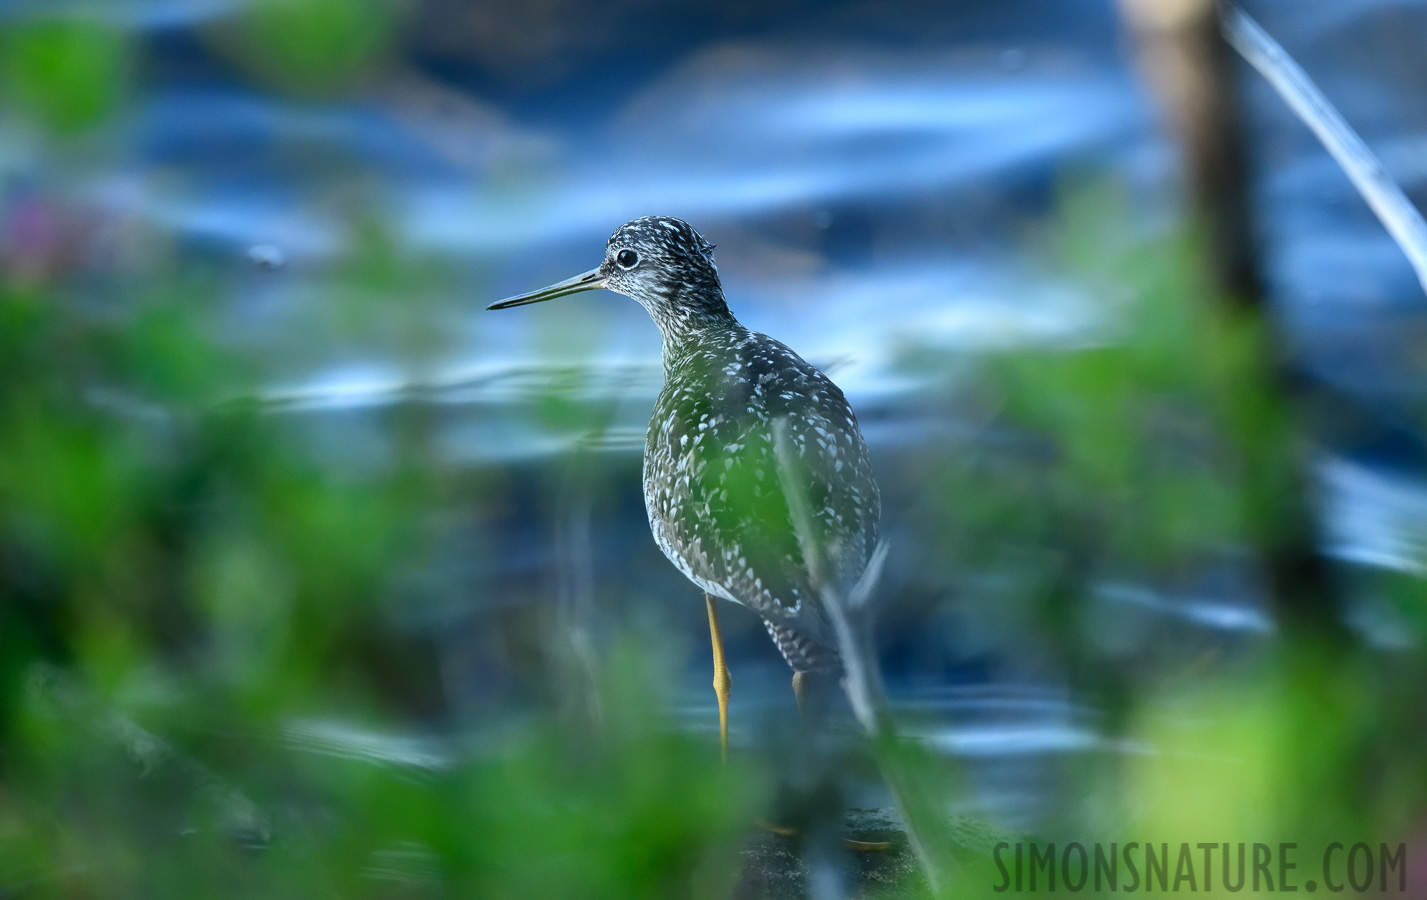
[991,842,1408,892]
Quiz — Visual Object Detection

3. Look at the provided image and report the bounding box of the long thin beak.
[487,267,606,310]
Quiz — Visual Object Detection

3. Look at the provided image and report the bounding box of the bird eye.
[616,249,639,269]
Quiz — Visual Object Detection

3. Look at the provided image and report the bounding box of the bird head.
[488,216,729,330]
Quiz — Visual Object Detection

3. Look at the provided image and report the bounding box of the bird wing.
[644,332,879,646]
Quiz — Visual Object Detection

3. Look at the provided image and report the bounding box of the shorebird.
[489,216,880,757]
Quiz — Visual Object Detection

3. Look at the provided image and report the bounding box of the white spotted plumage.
[591,217,879,674]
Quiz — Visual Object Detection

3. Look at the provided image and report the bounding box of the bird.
[489,216,880,758]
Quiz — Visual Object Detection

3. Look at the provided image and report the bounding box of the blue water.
[7,0,1427,833]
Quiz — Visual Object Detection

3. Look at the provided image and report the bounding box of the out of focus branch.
[772,418,952,897]
[1116,0,1257,298]
[1221,4,1427,298]
[1115,0,1344,640]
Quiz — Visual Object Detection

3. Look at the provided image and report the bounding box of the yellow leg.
[792,671,808,715]
[706,594,732,763]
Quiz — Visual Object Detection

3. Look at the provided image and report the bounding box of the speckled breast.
[640,326,880,670]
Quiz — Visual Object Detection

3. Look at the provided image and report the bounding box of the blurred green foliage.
[900,185,1298,676]
[0,242,769,896]
[0,19,129,133]
[221,0,400,92]
[892,182,1427,877]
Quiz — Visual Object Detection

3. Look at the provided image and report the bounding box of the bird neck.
[644,284,743,361]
